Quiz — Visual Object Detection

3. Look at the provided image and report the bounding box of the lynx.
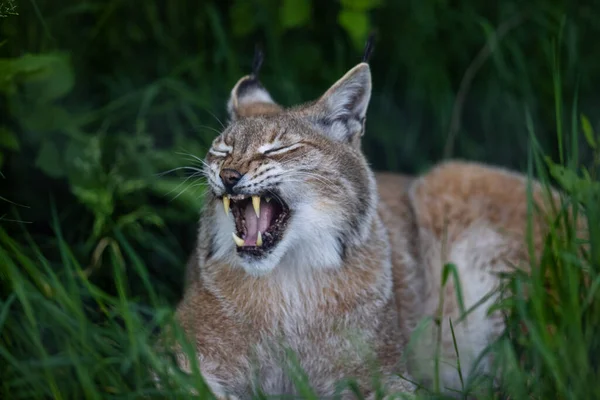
[171,58,559,399]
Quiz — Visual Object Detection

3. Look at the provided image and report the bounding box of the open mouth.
[222,193,291,257]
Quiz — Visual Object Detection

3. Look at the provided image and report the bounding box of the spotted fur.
[170,62,569,398]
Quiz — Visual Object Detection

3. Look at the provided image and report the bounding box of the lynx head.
[203,62,378,276]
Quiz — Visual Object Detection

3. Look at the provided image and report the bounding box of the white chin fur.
[238,257,280,277]
[212,199,344,276]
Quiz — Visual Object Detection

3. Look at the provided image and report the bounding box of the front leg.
[173,284,254,399]
[200,364,242,400]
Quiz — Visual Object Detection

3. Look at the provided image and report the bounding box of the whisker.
[171,180,210,202]
[191,124,223,136]
[179,156,209,171]
[264,189,286,206]
[246,174,335,197]
[200,107,226,129]
[206,176,224,192]
[174,151,211,168]
[163,172,206,199]
[155,166,205,178]
[278,170,337,187]
[270,178,334,194]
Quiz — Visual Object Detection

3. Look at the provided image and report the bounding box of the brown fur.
[166,63,568,399]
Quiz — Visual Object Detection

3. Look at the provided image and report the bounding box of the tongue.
[243,200,276,246]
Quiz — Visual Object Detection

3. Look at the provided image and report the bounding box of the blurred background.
[1,0,599,304]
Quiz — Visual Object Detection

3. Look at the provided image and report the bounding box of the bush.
[1,0,599,398]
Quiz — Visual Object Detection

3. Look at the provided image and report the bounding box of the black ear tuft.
[251,44,264,78]
[361,31,376,63]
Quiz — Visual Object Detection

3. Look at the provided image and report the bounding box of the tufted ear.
[307,63,372,145]
[226,76,282,120]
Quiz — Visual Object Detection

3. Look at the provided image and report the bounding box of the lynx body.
[172,62,553,399]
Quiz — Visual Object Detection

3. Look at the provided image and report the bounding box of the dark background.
[1,0,599,304]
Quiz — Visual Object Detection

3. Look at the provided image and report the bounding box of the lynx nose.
[220,168,243,192]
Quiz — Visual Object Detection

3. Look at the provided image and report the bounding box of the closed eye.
[262,142,304,156]
[208,148,230,157]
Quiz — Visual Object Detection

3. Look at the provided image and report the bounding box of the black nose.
[219,168,243,192]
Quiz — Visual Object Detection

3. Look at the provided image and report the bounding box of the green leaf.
[229,0,257,37]
[0,0,18,18]
[0,126,19,151]
[280,0,311,29]
[441,263,466,315]
[545,156,600,199]
[340,0,382,11]
[16,104,74,134]
[116,207,164,230]
[117,180,148,196]
[71,186,114,217]
[0,53,74,102]
[64,136,103,189]
[35,140,64,178]
[580,114,597,149]
[337,9,369,51]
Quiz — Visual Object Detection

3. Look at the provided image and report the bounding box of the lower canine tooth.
[256,231,263,246]
[232,233,244,247]
[252,195,260,217]
[223,196,230,216]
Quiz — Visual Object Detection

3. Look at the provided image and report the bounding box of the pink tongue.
[243,200,276,246]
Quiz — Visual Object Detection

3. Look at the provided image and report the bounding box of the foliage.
[490,113,600,399]
[0,220,209,399]
[1,0,600,399]
[0,0,17,18]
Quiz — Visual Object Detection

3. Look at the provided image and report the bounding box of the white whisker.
[155,166,206,178]
[278,170,337,187]
[164,172,206,200]
[193,124,223,136]
[200,108,226,129]
[174,151,211,169]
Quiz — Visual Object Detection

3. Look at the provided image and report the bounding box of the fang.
[223,196,230,216]
[232,232,244,247]
[252,196,261,218]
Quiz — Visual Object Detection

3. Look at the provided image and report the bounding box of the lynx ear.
[310,63,372,143]
[227,76,282,120]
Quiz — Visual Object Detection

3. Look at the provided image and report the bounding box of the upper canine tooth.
[223,196,230,216]
[256,231,263,246]
[265,197,271,203]
[252,196,260,218]
[232,232,244,247]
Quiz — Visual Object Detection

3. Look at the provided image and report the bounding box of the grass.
[0,216,199,398]
[1,0,599,399]
[2,64,600,400]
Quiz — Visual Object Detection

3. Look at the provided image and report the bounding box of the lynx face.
[203,63,377,276]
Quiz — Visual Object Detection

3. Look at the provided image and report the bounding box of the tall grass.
[1,1,599,399]
[0,212,208,398]
[488,56,600,400]
[2,65,599,400]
